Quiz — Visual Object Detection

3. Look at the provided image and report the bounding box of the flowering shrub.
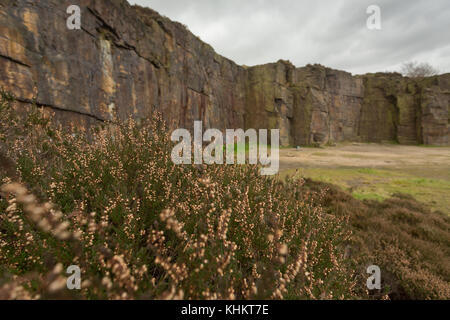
[0,91,356,300]
[305,180,450,300]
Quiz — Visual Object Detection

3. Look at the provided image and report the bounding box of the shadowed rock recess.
[1,0,449,146]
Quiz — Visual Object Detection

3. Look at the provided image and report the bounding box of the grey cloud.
[129,0,450,75]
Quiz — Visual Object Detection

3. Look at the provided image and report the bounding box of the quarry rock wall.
[0,0,448,145]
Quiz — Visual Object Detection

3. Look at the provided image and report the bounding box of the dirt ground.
[279,143,450,213]
[280,143,450,178]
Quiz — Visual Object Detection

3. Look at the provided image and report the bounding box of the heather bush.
[303,180,450,300]
[0,91,356,300]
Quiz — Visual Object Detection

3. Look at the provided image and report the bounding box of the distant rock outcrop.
[1,0,449,145]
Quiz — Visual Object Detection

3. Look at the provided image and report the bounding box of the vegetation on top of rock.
[400,61,439,78]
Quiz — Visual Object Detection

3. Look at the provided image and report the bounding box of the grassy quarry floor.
[279,143,450,214]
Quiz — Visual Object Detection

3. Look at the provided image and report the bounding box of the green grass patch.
[281,167,450,214]
[223,142,270,155]
[352,191,385,202]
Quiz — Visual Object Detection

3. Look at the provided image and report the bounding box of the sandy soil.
[280,143,450,179]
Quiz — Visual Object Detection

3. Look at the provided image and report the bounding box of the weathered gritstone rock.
[0,0,448,145]
[245,62,365,146]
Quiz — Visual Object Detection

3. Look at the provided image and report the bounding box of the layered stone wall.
[0,0,448,145]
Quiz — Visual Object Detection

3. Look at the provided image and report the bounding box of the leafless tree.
[400,61,439,78]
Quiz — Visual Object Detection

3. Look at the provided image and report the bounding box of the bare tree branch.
[400,61,439,78]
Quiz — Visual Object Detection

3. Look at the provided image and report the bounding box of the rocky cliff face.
[1,0,449,145]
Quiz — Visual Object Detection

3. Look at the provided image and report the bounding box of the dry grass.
[302,179,450,299]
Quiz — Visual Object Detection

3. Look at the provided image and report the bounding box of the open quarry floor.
[279,143,450,214]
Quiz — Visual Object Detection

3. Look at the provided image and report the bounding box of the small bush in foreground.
[0,93,356,300]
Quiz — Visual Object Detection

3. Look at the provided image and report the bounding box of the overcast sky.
[128,0,450,75]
